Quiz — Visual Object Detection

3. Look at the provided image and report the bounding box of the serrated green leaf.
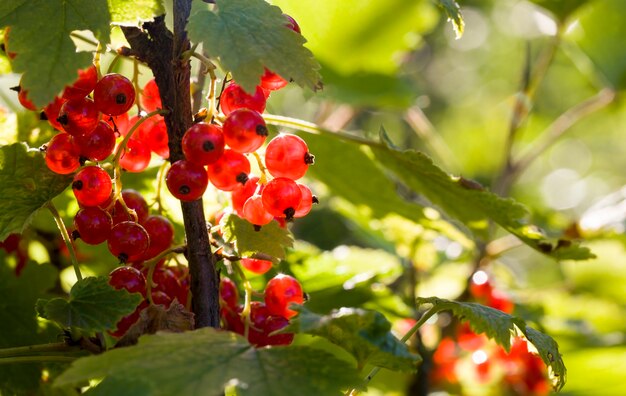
[55,328,362,395]
[529,0,590,21]
[0,0,110,107]
[0,259,60,394]
[107,0,164,25]
[0,143,72,241]
[188,0,321,93]
[286,306,420,371]
[416,297,566,391]
[38,276,142,333]
[437,0,464,39]
[221,212,293,261]
[371,129,594,260]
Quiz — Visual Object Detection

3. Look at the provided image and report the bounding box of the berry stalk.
[46,202,82,281]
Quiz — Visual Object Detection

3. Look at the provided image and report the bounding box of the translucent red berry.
[57,97,100,136]
[220,277,239,308]
[241,258,272,274]
[222,109,268,153]
[220,83,266,116]
[73,207,112,245]
[110,300,148,338]
[140,215,174,260]
[111,190,150,225]
[261,177,302,219]
[62,65,98,100]
[109,266,147,296]
[75,120,116,161]
[72,166,112,207]
[140,78,162,112]
[182,123,225,165]
[243,195,274,226]
[265,134,313,180]
[43,96,66,131]
[166,160,209,201]
[44,133,81,174]
[283,14,301,34]
[294,184,316,218]
[231,176,260,216]
[206,149,250,191]
[107,221,150,261]
[94,73,136,116]
[264,274,304,319]
[138,117,169,159]
[17,88,37,111]
[119,138,151,173]
[260,69,288,91]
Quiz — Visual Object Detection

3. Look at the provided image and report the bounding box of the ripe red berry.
[261,315,294,346]
[260,69,288,91]
[181,123,225,165]
[166,160,209,201]
[119,138,151,173]
[43,96,66,131]
[44,133,81,174]
[111,190,150,225]
[94,73,136,116]
[110,300,148,338]
[109,266,147,296]
[57,97,100,136]
[72,166,112,207]
[107,221,150,261]
[62,65,98,100]
[17,87,37,111]
[261,177,302,219]
[140,78,162,112]
[140,215,174,260]
[104,111,130,135]
[294,184,316,218]
[264,134,313,180]
[241,258,272,274]
[219,277,239,309]
[220,83,266,116]
[283,14,301,34]
[243,195,274,226]
[221,305,244,334]
[138,117,169,159]
[151,267,183,305]
[75,120,116,161]
[264,274,304,319]
[206,149,250,191]
[222,109,268,153]
[73,207,112,245]
[231,176,260,216]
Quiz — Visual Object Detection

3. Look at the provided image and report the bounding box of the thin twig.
[46,202,82,281]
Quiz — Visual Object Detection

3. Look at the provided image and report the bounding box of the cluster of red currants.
[220,274,303,347]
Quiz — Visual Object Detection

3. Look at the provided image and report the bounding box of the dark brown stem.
[121,1,220,328]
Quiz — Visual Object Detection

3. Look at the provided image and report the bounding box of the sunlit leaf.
[221,212,293,261]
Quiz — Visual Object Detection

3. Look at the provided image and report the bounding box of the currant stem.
[46,202,82,282]
[0,342,82,358]
[132,58,143,113]
[144,244,188,304]
[231,260,253,340]
[153,160,170,214]
[251,152,269,185]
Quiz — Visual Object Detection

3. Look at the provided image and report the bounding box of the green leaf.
[286,306,420,371]
[416,297,566,391]
[187,0,321,93]
[0,143,72,241]
[221,212,293,261]
[0,259,59,394]
[0,0,110,107]
[107,0,164,25]
[55,328,362,395]
[529,0,590,21]
[37,276,142,334]
[371,129,594,260]
[437,0,464,39]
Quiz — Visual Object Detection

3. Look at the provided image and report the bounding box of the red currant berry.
[151,267,183,305]
[265,134,313,180]
[232,176,260,216]
[220,83,266,116]
[151,290,173,307]
[75,120,116,161]
[207,149,250,191]
[57,97,100,136]
[243,195,274,226]
[181,123,225,165]
[119,138,151,173]
[73,207,112,245]
[140,78,162,112]
[222,109,268,153]
[104,112,130,136]
[43,96,66,131]
[284,14,301,34]
[220,277,239,308]
[264,274,304,319]
[62,65,98,100]
[72,166,112,207]
[294,184,317,218]
[241,258,272,274]
[44,133,81,174]
[140,215,174,260]
[109,266,147,296]
[260,68,288,91]
[17,87,37,111]
[110,300,148,338]
[166,160,209,201]
[108,221,150,261]
[261,177,302,219]
[138,117,169,159]
[111,190,150,225]
[221,305,244,334]
[94,73,136,116]
[262,315,294,346]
